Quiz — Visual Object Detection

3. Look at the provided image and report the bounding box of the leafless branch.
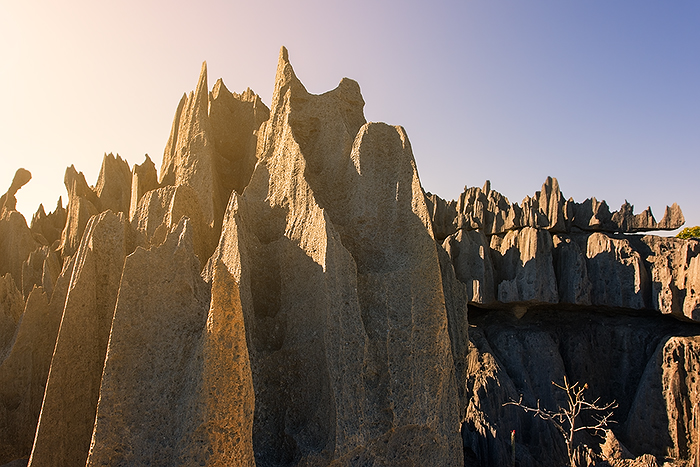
[503,376,617,467]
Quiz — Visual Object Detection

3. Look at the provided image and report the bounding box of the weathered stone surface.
[128,154,159,221]
[536,176,567,232]
[684,254,700,321]
[552,234,592,305]
[582,232,649,309]
[0,215,37,296]
[657,203,685,230]
[59,166,100,258]
[639,236,700,321]
[437,244,470,408]
[0,274,23,362]
[209,79,270,196]
[428,178,685,236]
[203,48,462,466]
[625,335,700,461]
[490,227,558,304]
[160,62,268,233]
[87,219,223,466]
[0,253,75,465]
[425,192,458,241]
[443,229,495,305]
[20,246,58,300]
[95,153,132,215]
[332,121,462,465]
[0,289,52,464]
[0,169,31,215]
[30,198,66,247]
[29,211,127,467]
[131,184,215,267]
[464,308,699,467]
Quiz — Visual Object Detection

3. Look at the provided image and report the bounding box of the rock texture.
[462,309,700,467]
[0,47,698,467]
[429,177,685,240]
[29,211,128,467]
[160,62,269,233]
[86,219,215,466]
[203,48,464,466]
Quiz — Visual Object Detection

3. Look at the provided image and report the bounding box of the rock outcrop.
[0,47,698,467]
[29,198,66,247]
[160,62,269,234]
[428,176,685,241]
[87,219,215,466]
[29,211,128,467]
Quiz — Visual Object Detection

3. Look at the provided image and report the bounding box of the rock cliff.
[0,47,698,467]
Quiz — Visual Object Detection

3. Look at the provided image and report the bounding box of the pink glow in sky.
[1,0,698,229]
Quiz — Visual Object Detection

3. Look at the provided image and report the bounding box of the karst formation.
[0,47,698,467]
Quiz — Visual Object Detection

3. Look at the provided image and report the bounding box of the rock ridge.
[0,47,697,467]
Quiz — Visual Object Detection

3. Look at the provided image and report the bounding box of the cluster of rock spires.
[0,47,698,467]
[426,178,699,322]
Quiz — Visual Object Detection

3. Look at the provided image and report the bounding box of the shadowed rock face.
[204,47,464,466]
[0,47,699,467]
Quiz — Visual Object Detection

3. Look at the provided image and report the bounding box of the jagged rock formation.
[429,177,700,323]
[0,47,698,467]
[426,176,685,240]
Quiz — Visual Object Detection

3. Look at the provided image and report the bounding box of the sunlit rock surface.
[0,47,697,467]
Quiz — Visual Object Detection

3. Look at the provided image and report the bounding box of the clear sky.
[1,0,698,231]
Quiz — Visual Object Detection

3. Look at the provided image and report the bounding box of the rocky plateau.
[0,48,698,467]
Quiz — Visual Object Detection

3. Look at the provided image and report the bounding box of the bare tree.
[504,376,617,467]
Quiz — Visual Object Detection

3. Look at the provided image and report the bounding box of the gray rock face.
[95,153,132,215]
[463,309,700,467]
[160,62,269,232]
[428,177,685,236]
[128,154,159,221]
[490,227,558,305]
[552,234,592,305]
[2,47,700,467]
[0,274,23,362]
[87,219,215,466]
[131,184,215,267]
[582,232,649,309]
[29,198,66,247]
[59,165,100,257]
[29,211,128,467]
[639,235,700,321]
[625,335,700,460]
[443,229,495,305]
[204,47,463,466]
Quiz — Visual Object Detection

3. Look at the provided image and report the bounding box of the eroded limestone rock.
[202,47,463,466]
[30,198,66,247]
[29,211,128,467]
[0,274,23,362]
[128,154,158,221]
[0,169,31,215]
[87,219,217,466]
[59,166,100,258]
[160,62,268,233]
[443,229,495,305]
[640,236,700,320]
[490,227,558,304]
[582,233,649,309]
[625,335,700,460]
[131,184,215,267]
[95,153,131,215]
[552,234,592,305]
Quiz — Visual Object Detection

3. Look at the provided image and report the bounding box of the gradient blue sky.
[2,1,698,230]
